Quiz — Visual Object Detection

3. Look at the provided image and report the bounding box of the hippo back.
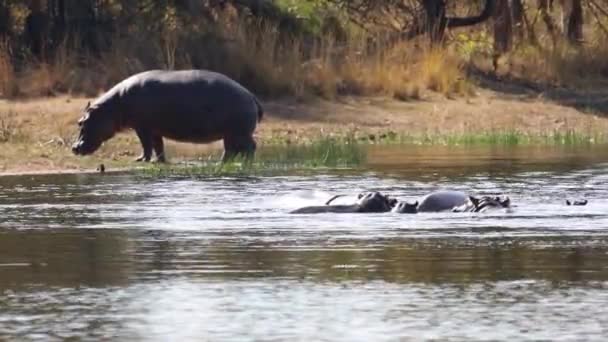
[416,190,469,212]
[114,70,261,142]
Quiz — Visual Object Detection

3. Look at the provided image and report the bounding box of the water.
[2,145,608,341]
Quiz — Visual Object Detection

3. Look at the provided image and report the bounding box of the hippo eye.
[78,116,87,126]
[78,113,91,126]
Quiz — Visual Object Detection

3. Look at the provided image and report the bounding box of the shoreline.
[1,86,607,176]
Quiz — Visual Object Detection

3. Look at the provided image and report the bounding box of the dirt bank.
[1,84,607,175]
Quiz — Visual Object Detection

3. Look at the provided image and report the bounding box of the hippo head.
[468,195,511,212]
[72,102,118,156]
[566,199,588,206]
[392,201,418,213]
[356,191,395,213]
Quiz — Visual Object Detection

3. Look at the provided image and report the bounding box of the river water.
[1,145,608,341]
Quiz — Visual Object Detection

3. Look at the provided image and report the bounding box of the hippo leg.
[235,135,256,160]
[221,141,237,163]
[222,135,256,163]
[152,135,166,163]
[135,128,153,162]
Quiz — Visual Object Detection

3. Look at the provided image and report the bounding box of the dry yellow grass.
[484,35,608,88]
[2,16,471,102]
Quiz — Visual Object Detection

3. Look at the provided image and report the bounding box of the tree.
[567,0,583,44]
[327,0,496,43]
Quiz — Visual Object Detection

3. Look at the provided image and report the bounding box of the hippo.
[291,191,396,214]
[72,69,264,163]
[391,190,512,213]
[392,190,470,213]
[566,199,588,206]
[452,195,511,213]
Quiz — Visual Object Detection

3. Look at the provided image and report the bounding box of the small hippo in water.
[72,69,264,163]
[566,199,588,206]
[291,191,396,214]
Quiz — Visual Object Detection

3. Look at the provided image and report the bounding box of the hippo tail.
[254,96,264,122]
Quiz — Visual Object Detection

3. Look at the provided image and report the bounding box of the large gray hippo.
[391,190,512,213]
[72,69,264,162]
[291,191,396,214]
[392,190,470,213]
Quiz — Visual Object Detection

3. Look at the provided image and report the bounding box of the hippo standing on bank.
[72,70,264,162]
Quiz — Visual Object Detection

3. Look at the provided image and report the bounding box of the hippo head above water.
[356,192,397,213]
[391,201,419,214]
[290,191,397,214]
[72,102,120,156]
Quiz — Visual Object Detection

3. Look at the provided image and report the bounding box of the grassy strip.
[261,129,606,147]
[141,136,366,177]
[395,130,604,146]
[140,129,604,177]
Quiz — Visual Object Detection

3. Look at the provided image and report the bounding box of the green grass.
[139,129,605,177]
[141,135,366,177]
[337,129,605,146]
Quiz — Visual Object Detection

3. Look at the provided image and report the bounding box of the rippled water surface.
[2,145,608,341]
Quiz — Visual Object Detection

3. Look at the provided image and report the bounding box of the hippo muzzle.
[71,138,102,156]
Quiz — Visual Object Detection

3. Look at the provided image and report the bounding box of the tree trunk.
[422,0,447,43]
[567,0,583,45]
[493,0,513,71]
[47,0,66,48]
[25,0,49,59]
[539,0,558,46]
[512,0,525,40]
[0,0,9,38]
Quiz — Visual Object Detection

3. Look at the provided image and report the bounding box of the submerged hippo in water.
[291,191,396,214]
[392,190,470,213]
[392,190,511,213]
[566,199,588,206]
[452,195,511,212]
[72,69,264,162]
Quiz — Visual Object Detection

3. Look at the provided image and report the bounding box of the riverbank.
[1,82,607,176]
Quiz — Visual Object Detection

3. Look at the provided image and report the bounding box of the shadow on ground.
[469,67,608,116]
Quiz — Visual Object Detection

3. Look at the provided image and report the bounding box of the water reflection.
[2,145,608,340]
[2,228,607,289]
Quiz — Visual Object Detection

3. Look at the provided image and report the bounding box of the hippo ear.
[414,201,419,207]
[85,101,91,110]
[469,196,480,208]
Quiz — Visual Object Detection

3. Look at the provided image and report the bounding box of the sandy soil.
[0,82,607,176]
